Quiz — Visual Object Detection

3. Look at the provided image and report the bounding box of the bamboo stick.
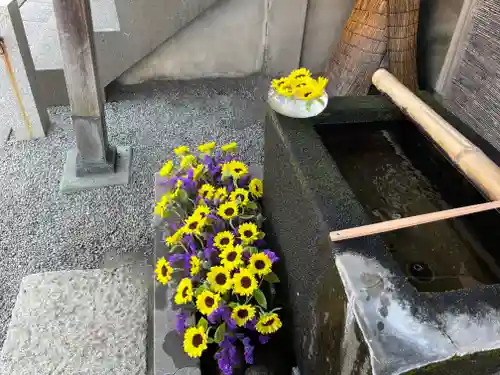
[330,200,500,242]
[372,68,500,201]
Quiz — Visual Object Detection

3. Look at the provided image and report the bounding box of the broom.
[324,0,419,96]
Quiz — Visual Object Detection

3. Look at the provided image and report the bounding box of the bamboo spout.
[372,69,500,201]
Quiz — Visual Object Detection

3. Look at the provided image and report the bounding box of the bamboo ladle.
[330,69,500,242]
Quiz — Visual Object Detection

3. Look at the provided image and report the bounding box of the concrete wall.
[118,0,463,90]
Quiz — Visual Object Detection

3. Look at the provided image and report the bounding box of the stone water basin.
[316,120,500,292]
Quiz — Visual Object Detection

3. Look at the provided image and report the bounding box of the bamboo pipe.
[372,69,500,201]
[330,200,500,242]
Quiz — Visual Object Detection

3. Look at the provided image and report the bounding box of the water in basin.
[316,120,500,292]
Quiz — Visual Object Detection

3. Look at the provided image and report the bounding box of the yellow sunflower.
[192,164,204,179]
[249,178,263,198]
[196,290,221,315]
[193,205,210,219]
[213,231,234,250]
[218,201,239,220]
[159,160,174,177]
[238,222,260,244]
[271,77,289,91]
[232,304,256,327]
[288,67,311,81]
[165,228,184,246]
[174,145,190,156]
[198,142,216,154]
[275,82,294,97]
[317,76,329,90]
[214,187,228,202]
[181,154,197,170]
[183,214,206,235]
[232,268,258,296]
[221,142,238,153]
[207,266,232,294]
[184,326,208,358]
[221,160,248,180]
[190,256,201,276]
[155,257,173,285]
[154,195,169,217]
[248,253,272,276]
[256,313,282,334]
[174,278,193,305]
[220,245,244,271]
[169,180,184,200]
[294,82,323,101]
[198,184,215,200]
[230,188,249,206]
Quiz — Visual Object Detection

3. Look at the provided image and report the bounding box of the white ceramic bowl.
[267,87,328,118]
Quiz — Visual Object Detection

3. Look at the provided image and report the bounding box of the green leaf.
[257,232,266,240]
[253,289,267,309]
[246,202,258,210]
[264,272,280,284]
[214,323,226,344]
[198,317,208,331]
[178,189,188,202]
[245,246,258,255]
[195,284,208,297]
[207,337,215,344]
[228,302,238,308]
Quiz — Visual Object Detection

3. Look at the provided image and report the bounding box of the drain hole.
[407,262,434,283]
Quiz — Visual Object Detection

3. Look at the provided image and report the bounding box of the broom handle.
[372,69,500,201]
[330,200,500,242]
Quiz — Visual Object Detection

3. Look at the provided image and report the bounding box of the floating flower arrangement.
[268,68,329,118]
[154,142,282,375]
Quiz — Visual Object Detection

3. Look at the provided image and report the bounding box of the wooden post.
[54,0,131,193]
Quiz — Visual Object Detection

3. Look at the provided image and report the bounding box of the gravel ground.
[0,75,267,346]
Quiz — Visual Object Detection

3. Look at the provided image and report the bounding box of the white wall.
[118,0,463,90]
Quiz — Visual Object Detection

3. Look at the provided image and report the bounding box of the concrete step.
[22,0,220,106]
[0,267,149,375]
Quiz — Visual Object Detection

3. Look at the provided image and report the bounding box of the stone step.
[0,267,149,375]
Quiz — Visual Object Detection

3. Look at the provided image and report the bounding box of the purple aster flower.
[259,335,271,345]
[242,250,251,262]
[237,175,250,188]
[215,335,239,375]
[244,317,257,330]
[175,312,188,334]
[208,305,237,330]
[241,337,254,365]
[203,246,219,262]
[183,234,198,254]
[263,250,280,263]
[183,254,192,276]
[168,253,185,265]
[254,239,267,247]
[208,306,225,325]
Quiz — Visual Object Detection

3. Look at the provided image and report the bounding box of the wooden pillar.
[54,0,131,193]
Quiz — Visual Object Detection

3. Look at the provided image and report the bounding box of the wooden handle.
[372,69,500,201]
[330,200,500,242]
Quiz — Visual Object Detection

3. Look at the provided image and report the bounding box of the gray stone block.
[59,145,132,193]
[153,174,201,375]
[0,268,149,375]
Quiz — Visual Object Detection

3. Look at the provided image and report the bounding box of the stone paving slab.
[0,267,149,375]
[154,174,200,375]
